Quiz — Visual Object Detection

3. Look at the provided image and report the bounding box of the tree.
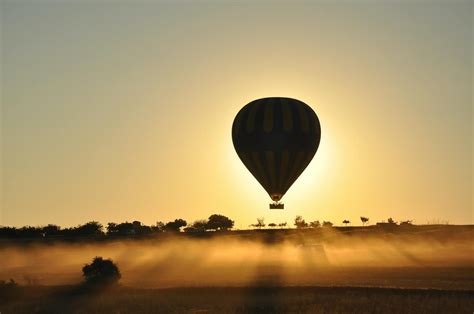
[268,223,277,228]
[278,222,287,228]
[0,227,18,238]
[164,219,187,232]
[294,216,308,229]
[152,221,165,232]
[73,221,104,237]
[309,220,321,228]
[106,222,134,236]
[18,226,43,238]
[41,224,61,237]
[387,217,397,225]
[61,221,104,237]
[251,218,265,229]
[184,220,208,233]
[322,221,333,227]
[82,256,121,285]
[106,223,118,235]
[342,220,350,226]
[206,214,234,231]
[360,216,369,226]
[400,220,413,226]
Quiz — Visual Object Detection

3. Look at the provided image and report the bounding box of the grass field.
[1,285,473,314]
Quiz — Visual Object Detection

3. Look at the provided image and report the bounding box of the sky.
[1,1,472,228]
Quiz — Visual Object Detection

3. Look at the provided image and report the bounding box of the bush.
[0,279,18,288]
[294,216,308,229]
[322,221,333,228]
[164,219,187,232]
[206,214,234,231]
[82,257,121,285]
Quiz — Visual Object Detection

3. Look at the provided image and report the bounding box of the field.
[1,285,473,314]
[1,225,473,313]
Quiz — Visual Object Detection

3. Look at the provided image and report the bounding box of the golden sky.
[1,1,472,227]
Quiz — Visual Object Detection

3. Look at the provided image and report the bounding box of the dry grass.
[1,285,473,314]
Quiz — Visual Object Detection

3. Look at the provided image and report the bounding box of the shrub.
[82,257,121,285]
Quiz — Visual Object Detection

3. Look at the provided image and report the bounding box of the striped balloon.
[232,97,321,206]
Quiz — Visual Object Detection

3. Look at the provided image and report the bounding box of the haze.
[1,228,473,289]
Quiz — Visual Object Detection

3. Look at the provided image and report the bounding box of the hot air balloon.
[232,97,321,209]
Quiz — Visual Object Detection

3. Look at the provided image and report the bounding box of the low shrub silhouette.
[322,221,333,228]
[294,216,308,229]
[0,278,18,288]
[82,257,121,285]
[164,219,187,232]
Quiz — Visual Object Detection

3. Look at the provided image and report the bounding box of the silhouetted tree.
[0,279,18,287]
[82,257,121,285]
[294,216,308,229]
[106,222,133,236]
[106,223,118,235]
[309,220,321,228]
[0,227,18,238]
[206,214,234,231]
[74,221,104,237]
[133,221,152,235]
[322,221,333,228]
[107,221,152,236]
[268,223,277,228]
[278,222,287,228]
[400,220,413,226]
[184,220,208,233]
[251,218,265,229]
[342,220,350,226]
[152,221,165,232]
[41,224,61,237]
[164,219,187,232]
[18,226,43,238]
[387,217,397,225]
[360,216,369,226]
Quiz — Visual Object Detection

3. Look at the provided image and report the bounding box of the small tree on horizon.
[153,221,165,232]
[75,221,104,237]
[191,220,208,232]
[41,224,61,237]
[206,214,234,231]
[342,219,350,226]
[164,219,187,232]
[322,221,333,228]
[309,220,321,228]
[387,217,397,225]
[294,216,308,229]
[360,216,369,226]
[251,218,265,229]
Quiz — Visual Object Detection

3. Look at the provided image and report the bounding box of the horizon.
[0,212,461,230]
[1,1,473,228]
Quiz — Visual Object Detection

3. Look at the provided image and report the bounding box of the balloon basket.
[269,202,284,209]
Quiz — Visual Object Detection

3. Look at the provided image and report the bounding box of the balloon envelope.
[232,97,321,203]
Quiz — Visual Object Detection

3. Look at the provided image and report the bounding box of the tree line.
[0,214,234,239]
[252,216,376,229]
[0,214,415,239]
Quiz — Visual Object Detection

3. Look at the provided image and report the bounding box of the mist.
[1,228,472,289]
